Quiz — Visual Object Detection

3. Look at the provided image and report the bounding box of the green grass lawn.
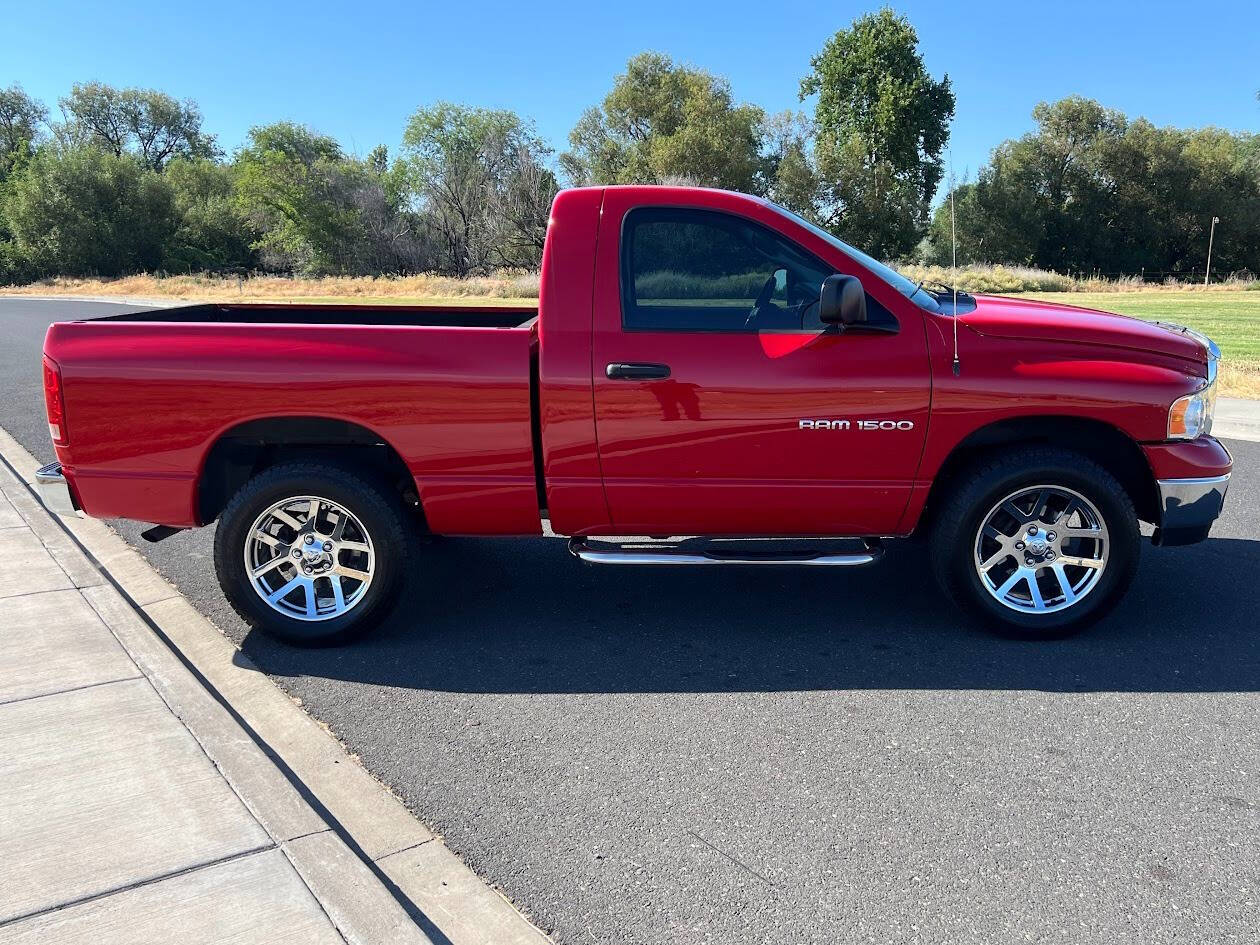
[1020,290,1260,362]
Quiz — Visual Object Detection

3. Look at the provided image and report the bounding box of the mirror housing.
[819,274,867,327]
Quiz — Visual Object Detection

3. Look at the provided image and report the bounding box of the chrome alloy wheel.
[973,485,1108,615]
[244,495,375,622]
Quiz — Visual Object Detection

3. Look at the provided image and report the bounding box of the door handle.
[606,362,671,380]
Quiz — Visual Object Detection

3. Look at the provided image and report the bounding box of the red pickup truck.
[37,186,1230,643]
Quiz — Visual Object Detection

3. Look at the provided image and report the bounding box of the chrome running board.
[568,537,884,567]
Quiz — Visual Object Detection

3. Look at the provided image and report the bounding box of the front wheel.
[213,462,408,645]
[929,448,1140,638]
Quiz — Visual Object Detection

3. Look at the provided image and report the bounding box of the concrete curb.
[0,427,552,945]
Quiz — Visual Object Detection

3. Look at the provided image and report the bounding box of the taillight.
[43,357,67,445]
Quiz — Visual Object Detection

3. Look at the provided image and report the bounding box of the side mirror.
[819,274,867,327]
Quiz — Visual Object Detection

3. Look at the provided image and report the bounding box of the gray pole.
[1204,216,1219,286]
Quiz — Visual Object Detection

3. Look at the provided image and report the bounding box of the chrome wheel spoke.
[334,564,371,583]
[994,569,1025,598]
[266,574,303,604]
[1056,553,1103,570]
[1026,572,1046,610]
[1051,564,1077,604]
[251,554,289,579]
[980,548,1010,570]
[245,494,375,622]
[253,529,282,548]
[1001,500,1029,524]
[271,509,305,531]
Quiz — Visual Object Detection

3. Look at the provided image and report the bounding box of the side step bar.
[568,537,884,567]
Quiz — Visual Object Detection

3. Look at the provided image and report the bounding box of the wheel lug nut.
[1046,531,1056,541]
[1028,525,1038,536]
[304,535,314,545]
[1046,551,1056,560]
[1014,541,1025,550]
[291,549,301,558]
[1025,555,1034,565]
[323,541,332,551]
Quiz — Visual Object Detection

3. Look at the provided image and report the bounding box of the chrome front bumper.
[1154,473,1230,546]
[35,462,79,516]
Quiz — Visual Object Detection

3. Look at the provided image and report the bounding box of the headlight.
[1168,381,1217,439]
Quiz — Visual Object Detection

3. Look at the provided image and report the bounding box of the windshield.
[767,202,942,314]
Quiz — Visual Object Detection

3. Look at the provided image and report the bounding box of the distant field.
[1020,290,1260,397]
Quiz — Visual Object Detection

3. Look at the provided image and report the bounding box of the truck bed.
[89,301,538,328]
[44,303,543,535]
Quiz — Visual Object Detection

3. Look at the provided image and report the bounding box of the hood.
[963,294,1207,367]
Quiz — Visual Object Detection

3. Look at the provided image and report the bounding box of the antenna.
[950,146,960,377]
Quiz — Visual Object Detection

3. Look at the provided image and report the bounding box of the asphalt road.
[4,296,1259,944]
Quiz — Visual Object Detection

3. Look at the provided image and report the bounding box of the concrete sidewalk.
[1216,397,1260,443]
[0,437,552,945]
[0,464,430,942]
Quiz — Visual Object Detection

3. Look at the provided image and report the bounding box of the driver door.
[589,196,932,537]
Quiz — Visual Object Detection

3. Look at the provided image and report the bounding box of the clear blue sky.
[4,0,1258,201]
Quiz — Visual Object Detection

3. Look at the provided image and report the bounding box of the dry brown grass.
[1219,362,1260,399]
[6,268,1257,303]
[0,271,540,303]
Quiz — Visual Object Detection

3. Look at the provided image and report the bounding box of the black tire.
[213,462,408,645]
[929,447,1140,639]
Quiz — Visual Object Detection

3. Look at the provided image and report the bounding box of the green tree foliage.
[762,111,820,220]
[234,122,427,274]
[2,146,175,277]
[59,82,217,170]
[0,84,47,179]
[561,52,765,193]
[234,123,352,272]
[0,85,51,283]
[162,157,255,272]
[403,103,557,274]
[801,9,954,258]
[930,97,1260,276]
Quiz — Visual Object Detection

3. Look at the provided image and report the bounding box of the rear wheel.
[213,463,408,645]
[929,447,1140,638]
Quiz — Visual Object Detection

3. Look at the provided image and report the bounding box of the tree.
[234,123,428,275]
[562,52,765,193]
[162,157,255,272]
[762,111,820,219]
[2,146,175,277]
[0,84,47,179]
[234,122,362,273]
[929,98,1260,276]
[60,82,216,170]
[403,103,556,274]
[801,9,954,257]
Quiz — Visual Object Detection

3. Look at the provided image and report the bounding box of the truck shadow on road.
[238,536,1260,695]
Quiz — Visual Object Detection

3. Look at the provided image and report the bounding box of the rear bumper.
[35,462,80,517]
[1153,474,1230,546]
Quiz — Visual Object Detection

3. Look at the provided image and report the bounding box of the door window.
[621,208,837,332]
